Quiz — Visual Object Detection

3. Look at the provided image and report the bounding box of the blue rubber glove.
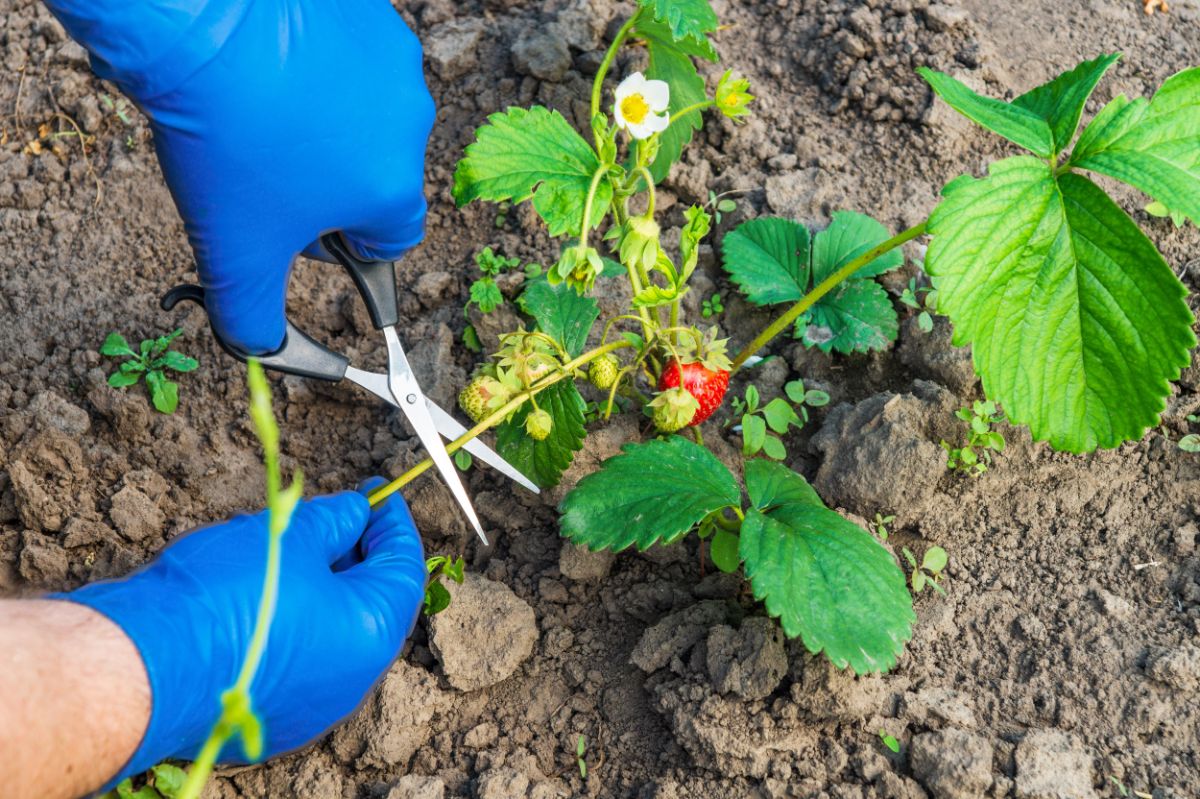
[55,479,425,784]
[42,0,435,354]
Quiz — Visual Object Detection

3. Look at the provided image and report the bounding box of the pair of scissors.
[161,232,538,545]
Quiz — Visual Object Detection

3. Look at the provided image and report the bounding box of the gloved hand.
[43,0,436,354]
[55,479,425,783]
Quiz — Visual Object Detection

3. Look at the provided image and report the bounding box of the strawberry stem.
[729,220,928,372]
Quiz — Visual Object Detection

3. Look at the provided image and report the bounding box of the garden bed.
[2,0,1200,797]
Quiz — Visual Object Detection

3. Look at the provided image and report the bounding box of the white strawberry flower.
[613,72,670,140]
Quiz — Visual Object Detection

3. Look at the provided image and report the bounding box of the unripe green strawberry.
[589,354,620,390]
[459,376,505,423]
[526,408,553,440]
[649,387,700,433]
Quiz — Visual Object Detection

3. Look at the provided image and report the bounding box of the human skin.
[0,600,150,799]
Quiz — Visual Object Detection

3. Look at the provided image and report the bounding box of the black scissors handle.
[319,232,399,330]
[160,284,350,382]
[161,232,401,380]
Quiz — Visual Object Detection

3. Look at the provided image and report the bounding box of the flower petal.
[615,72,647,102]
[641,79,671,112]
[643,111,670,135]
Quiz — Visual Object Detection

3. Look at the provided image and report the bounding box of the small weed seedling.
[100,329,198,414]
[1179,414,1200,452]
[902,546,948,595]
[942,401,1006,476]
[899,277,938,333]
[728,379,827,460]
[706,189,740,224]
[1146,200,1186,228]
[463,246,538,352]
[423,555,466,616]
[576,734,588,780]
[453,449,474,471]
[873,513,895,542]
[101,763,186,799]
[701,292,724,318]
[878,730,901,754]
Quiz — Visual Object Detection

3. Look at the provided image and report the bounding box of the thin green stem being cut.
[729,220,929,372]
[178,360,302,799]
[669,100,716,126]
[368,340,633,506]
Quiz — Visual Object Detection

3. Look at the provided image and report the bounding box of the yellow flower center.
[722,93,739,107]
[620,93,651,125]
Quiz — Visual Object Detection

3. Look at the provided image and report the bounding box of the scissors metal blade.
[344,366,538,494]
[382,328,488,545]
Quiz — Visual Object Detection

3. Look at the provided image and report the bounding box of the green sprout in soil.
[1145,200,1187,228]
[878,730,901,754]
[100,763,186,799]
[576,734,588,780]
[1179,414,1200,452]
[943,401,1006,476]
[903,546,948,596]
[706,189,739,224]
[100,329,198,414]
[873,513,895,542]
[728,379,827,460]
[701,292,724,318]
[898,277,937,333]
[423,555,465,616]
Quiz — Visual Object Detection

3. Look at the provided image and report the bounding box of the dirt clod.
[512,29,572,83]
[429,573,538,691]
[1015,730,1096,799]
[910,728,993,799]
[387,774,445,799]
[1147,644,1200,692]
[331,661,446,770]
[705,617,788,700]
[631,600,741,674]
[558,540,614,583]
[108,485,164,543]
[425,20,485,81]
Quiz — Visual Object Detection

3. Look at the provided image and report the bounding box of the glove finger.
[289,491,371,566]
[196,240,298,356]
[331,476,390,571]
[340,487,426,643]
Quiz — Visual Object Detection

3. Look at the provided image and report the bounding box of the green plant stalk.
[178,360,301,799]
[729,220,929,372]
[577,166,610,251]
[668,99,716,125]
[590,11,641,143]
[368,340,633,506]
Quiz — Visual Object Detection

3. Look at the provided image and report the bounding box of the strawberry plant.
[100,329,198,413]
[361,1,1200,676]
[423,555,465,616]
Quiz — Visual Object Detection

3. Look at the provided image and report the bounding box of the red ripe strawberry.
[657,359,730,426]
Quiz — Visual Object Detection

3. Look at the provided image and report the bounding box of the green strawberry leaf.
[762,397,802,434]
[497,380,587,488]
[741,460,914,674]
[810,210,905,282]
[519,280,600,357]
[559,436,741,551]
[925,156,1195,452]
[145,371,180,414]
[636,18,715,183]
[100,332,136,358]
[424,581,452,615]
[636,0,718,48]
[720,218,811,305]
[918,67,1054,157]
[1071,66,1200,226]
[799,278,898,354]
[453,106,613,236]
[710,527,741,573]
[1012,53,1121,153]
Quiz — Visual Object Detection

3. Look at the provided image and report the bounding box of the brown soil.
[3,1,1200,798]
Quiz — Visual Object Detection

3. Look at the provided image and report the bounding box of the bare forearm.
[0,600,150,799]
